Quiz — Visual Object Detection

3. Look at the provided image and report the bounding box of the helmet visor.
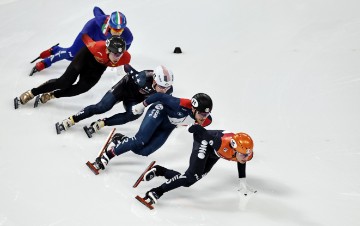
[110,27,124,34]
[154,83,170,91]
[196,111,210,119]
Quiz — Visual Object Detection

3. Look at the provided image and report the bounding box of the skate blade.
[14,97,19,109]
[33,95,40,108]
[86,161,99,175]
[29,67,37,76]
[83,126,93,138]
[135,195,154,210]
[133,161,156,188]
[30,56,40,64]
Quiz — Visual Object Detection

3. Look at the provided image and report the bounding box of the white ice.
[1,0,360,225]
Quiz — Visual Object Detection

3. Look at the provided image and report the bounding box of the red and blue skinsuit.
[42,6,133,69]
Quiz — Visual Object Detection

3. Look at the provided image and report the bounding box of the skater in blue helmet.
[29,7,133,76]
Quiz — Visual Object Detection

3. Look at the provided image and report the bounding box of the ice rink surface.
[1,0,360,225]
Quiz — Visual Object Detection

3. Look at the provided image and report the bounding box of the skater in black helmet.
[14,34,130,110]
[86,93,213,175]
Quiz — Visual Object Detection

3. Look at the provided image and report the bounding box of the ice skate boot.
[30,43,59,63]
[34,92,55,108]
[107,133,127,149]
[14,90,34,109]
[95,132,127,156]
[40,92,55,104]
[39,44,59,59]
[86,152,112,175]
[20,90,35,104]
[29,61,45,76]
[85,128,117,175]
[146,189,161,204]
[96,152,111,170]
[135,188,162,210]
[144,168,157,181]
[133,161,156,188]
[83,120,105,138]
[55,117,75,134]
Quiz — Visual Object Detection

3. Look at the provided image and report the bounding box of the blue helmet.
[109,11,127,29]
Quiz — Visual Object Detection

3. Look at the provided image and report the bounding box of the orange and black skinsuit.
[148,124,253,199]
[30,34,130,98]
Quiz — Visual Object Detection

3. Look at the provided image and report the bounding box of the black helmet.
[191,93,212,113]
[106,35,126,54]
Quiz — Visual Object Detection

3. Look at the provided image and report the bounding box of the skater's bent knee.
[183,173,199,187]
[95,102,112,113]
[132,151,150,156]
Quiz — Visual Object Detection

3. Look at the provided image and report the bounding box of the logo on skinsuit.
[148,109,160,118]
[198,140,208,159]
[165,174,186,184]
[75,110,84,116]
[155,104,163,110]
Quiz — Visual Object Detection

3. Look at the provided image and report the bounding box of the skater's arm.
[188,124,221,145]
[143,93,180,109]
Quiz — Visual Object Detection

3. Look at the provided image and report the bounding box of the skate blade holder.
[83,125,94,138]
[14,97,20,109]
[86,161,99,175]
[85,128,116,175]
[55,122,66,135]
[133,161,156,188]
[135,195,154,210]
[33,95,41,108]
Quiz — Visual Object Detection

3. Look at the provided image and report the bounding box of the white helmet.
[153,65,174,88]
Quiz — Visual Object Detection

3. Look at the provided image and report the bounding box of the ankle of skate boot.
[93,162,101,170]
[105,149,116,159]
[35,61,45,71]
[40,49,52,59]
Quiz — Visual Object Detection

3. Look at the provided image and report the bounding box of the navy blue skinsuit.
[112,93,212,157]
[71,64,173,126]
[148,125,246,198]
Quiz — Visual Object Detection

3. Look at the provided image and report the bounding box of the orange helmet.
[230,132,254,155]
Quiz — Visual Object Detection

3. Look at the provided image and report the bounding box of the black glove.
[133,71,147,87]
[188,124,205,134]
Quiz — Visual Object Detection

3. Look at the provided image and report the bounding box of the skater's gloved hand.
[132,102,146,115]
[238,178,257,196]
[186,123,195,131]
[133,71,147,87]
